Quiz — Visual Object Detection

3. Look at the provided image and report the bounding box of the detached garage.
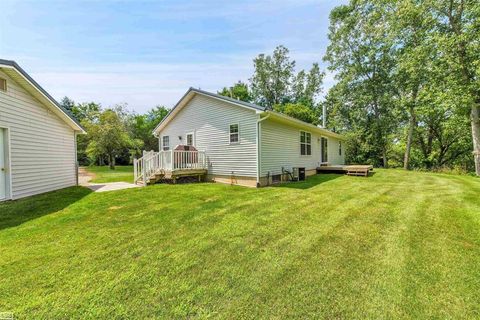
[0,59,85,201]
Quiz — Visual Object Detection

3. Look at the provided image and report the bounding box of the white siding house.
[149,88,345,187]
[0,60,85,201]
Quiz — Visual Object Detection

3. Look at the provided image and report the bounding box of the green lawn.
[1,169,479,319]
[86,165,134,183]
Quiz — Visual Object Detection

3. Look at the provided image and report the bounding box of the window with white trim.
[339,141,342,156]
[0,78,6,92]
[186,133,194,146]
[162,136,170,151]
[300,131,311,155]
[229,124,239,143]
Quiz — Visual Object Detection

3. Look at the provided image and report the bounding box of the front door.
[0,129,6,200]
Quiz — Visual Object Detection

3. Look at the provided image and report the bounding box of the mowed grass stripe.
[0,169,479,318]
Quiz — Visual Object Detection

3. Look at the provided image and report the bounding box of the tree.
[324,1,399,167]
[72,102,101,123]
[248,45,324,124]
[291,63,325,109]
[389,0,436,170]
[273,103,318,124]
[430,0,480,175]
[250,45,295,108]
[85,109,140,169]
[60,96,75,112]
[218,81,251,102]
[130,106,169,152]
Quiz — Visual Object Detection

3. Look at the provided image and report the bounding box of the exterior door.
[0,129,6,200]
[321,137,328,163]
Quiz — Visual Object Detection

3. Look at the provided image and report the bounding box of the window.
[339,141,342,156]
[271,174,282,183]
[186,133,194,146]
[321,137,328,162]
[229,124,239,143]
[300,131,311,155]
[162,136,170,151]
[0,78,6,92]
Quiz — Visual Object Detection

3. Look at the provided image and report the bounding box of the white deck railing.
[134,150,207,185]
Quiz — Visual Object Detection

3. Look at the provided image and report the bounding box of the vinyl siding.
[0,70,76,199]
[260,118,344,176]
[158,95,258,177]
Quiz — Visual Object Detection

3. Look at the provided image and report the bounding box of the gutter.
[256,113,270,187]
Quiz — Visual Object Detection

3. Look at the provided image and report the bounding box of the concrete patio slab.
[86,182,140,192]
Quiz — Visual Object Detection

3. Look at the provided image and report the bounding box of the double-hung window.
[300,131,311,155]
[186,133,194,146]
[229,124,239,144]
[162,136,170,151]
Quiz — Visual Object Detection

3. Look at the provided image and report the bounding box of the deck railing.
[134,150,207,185]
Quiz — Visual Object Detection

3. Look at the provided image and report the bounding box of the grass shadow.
[272,173,343,190]
[0,186,92,231]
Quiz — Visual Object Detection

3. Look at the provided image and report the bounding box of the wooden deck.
[316,165,373,177]
[147,168,207,185]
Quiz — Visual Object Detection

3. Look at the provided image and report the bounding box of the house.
[135,87,345,187]
[0,59,85,201]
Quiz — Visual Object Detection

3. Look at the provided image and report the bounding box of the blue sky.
[1,0,344,113]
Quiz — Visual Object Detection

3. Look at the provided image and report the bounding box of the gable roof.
[152,87,344,140]
[153,87,264,134]
[0,59,85,133]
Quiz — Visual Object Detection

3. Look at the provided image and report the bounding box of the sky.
[0,0,345,113]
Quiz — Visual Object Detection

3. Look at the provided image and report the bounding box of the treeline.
[60,97,168,168]
[220,0,479,175]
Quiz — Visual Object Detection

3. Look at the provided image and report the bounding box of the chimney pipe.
[322,104,327,128]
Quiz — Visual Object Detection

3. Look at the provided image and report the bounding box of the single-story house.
[139,88,345,187]
[0,59,85,201]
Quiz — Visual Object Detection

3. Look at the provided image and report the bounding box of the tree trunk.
[108,154,115,170]
[382,149,388,168]
[471,105,480,176]
[403,105,416,170]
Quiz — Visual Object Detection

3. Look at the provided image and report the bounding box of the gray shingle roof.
[189,87,266,111]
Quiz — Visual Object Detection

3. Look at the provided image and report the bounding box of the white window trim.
[186,132,194,146]
[300,130,312,156]
[229,123,240,145]
[0,78,7,92]
[162,135,170,151]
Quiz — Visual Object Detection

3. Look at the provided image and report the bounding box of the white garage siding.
[0,70,76,199]
[158,94,258,177]
[259,118,345,176]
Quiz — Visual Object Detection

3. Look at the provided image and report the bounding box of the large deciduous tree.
[430,0,480,175]
[218,81,252,102]
[324,1,398,167]
[85,109,141,169]
[250,45,295,108]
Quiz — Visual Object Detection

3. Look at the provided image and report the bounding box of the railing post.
[142,158,146,186]
[134,158,137,183]
[171,150,174,171]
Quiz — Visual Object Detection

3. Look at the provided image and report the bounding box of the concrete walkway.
[86,182,140,192]
[78,167,140,193]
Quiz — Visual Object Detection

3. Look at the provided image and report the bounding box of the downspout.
[256,113,270,187]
